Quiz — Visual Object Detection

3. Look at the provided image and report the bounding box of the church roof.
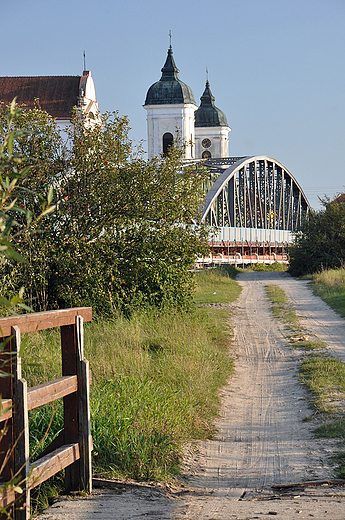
[0,75,81,119]
[195,81,228,127]
[144,47,196,106]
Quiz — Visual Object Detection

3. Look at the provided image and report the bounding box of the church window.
[202,150,211,159]
[163,132,173,156]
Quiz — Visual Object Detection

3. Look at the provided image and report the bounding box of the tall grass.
[22,267,240,487]
[194,265,241,304]
[311,267,345,317]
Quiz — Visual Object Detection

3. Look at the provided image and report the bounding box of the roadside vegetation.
[250,262,288,272]
[310,267,345,318]
[265,284,300,329]
[194,265,240,304]
[0,102,209,317]
[289,196,345,277]
[265,282,345,479]
[22,266,241,513]
[307,266,345,477]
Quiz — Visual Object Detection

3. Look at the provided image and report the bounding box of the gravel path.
[37,272,345,519]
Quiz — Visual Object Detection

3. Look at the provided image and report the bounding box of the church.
[144,46,231,160]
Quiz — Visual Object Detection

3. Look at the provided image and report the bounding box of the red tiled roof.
[333,193,345,204]
[0,76,81,118]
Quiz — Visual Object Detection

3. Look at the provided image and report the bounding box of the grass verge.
[194,265,241,305]
[311,267,345,318]
[250,262,288,272]
[265,284,301,330]
[300,355,345,478]
[23,267,241,513]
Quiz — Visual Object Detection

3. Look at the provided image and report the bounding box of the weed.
[299,356,345,412]
[314,420,345,439]
[265,285,300,330]
[291,340,327,351]
[330,452,345,478]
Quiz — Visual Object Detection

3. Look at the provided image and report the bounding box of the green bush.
[289,198,345,276]
[1,105,209,315]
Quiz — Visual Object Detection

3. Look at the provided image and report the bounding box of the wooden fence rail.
[0,307,92,520]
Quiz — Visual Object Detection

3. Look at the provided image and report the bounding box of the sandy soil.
[36,272,345,519]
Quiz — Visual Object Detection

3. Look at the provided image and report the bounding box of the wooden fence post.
[76,317,92,493]
[60,323,79,492]
[0,332,15,482]
[0,327,15,520]
[12,326,30,520]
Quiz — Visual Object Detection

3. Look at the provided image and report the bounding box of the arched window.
[163,132,173,156]
[202,150,211,159]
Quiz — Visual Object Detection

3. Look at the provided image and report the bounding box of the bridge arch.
[200,156,311,231]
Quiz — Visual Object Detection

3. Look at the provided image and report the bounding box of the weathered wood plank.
[0,484,15,510]
[0,376,78,423]
[27,376,78,411]
[0,308,92,337]
[29,443,80,490]
[12,326,30,520]
[0,399,12,422]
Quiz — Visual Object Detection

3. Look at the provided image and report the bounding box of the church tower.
[144,46,197,159]
[194,80,231,159]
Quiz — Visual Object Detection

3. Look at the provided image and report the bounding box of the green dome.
[195,81,228,127]
[145,47,196,106]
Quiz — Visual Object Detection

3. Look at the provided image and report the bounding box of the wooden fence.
[0,307,92,519]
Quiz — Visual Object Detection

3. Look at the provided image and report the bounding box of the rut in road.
[180,271,335,493]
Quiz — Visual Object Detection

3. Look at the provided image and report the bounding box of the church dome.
[195,81,228,127]
[144,47,196,106]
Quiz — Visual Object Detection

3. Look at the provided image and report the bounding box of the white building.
[0,70,98,136]
[144,47,231,160]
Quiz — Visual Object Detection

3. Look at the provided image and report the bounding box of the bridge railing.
[0,307,92,520]
[209,226,293,245]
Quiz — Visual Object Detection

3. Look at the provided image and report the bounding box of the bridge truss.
[196,156,311,265]
[201,156,311,231]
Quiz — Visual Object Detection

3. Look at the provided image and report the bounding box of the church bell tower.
[194,80,231,159]
[144,46,197,159]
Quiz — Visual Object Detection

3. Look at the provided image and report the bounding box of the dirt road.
[37,272,345,519]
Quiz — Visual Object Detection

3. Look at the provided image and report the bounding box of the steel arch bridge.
[195,156,311,265]
[201,156,311,230]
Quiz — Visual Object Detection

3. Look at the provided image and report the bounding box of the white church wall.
[145,103,197,159]
[194,126,231,159]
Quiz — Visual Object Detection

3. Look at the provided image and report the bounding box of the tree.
[0,100,55,312]
[289,197,345,276]
[3,106,209,315]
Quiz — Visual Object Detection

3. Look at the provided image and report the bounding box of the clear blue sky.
[3,0,345,209]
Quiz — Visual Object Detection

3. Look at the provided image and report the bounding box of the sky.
[2,0,345,210]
